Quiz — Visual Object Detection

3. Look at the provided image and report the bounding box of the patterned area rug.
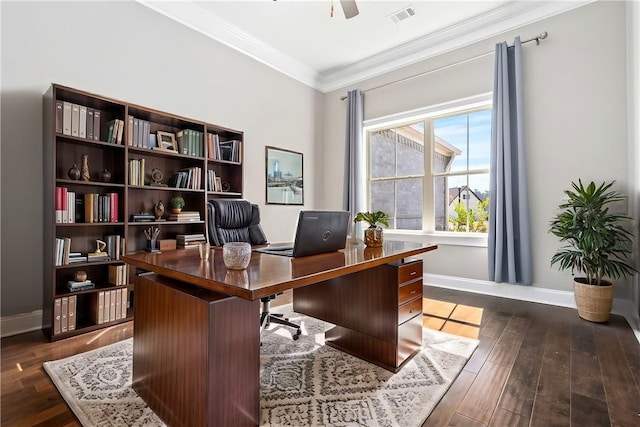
[44,307,478,426]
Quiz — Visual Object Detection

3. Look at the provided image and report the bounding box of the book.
[93,110,101,141]
[116,119,124,144]
[120,288,128,319]
[68,295,77,331]
[90,291,105,324]
[127,115,134,146]
[109,289,117,322]
[84,193,95,224]
[133,118,139,147]
[87,252,110,262]
[66,281,95,292]
[108,192,118,222]
[87,108,94,140]
[79,105,87,138]
[62,101,72,135]
[71,103,80,137]
[55,100,63,134]
[61,296,68,333]
[53,298,61,335]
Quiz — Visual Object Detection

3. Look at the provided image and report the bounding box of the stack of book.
[108,264,129,286]
[176,129,204,157]
[168,211,201,222]
[89,288,128,325]
[104,235,124,260]
[68,252,88,264]
[106,118,125,144]
[87,251,110,262]
[66,279,95,292]
[53,295,77,335]
[169,167,201,189]
[56,101,101,141]
[128,158,146,186]
[127,116,151,148]
[176,233,206,248]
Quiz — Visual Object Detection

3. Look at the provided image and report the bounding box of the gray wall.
[1,1,322,317]
[322,1,634,296]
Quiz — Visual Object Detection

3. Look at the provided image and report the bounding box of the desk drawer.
[398,280,422,305]
[398,297,422,325]
[398,261,422,285]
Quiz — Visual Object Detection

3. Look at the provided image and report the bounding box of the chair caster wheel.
[293,334,300,340]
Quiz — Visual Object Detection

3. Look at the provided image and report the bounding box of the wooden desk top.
[122,240,437,300]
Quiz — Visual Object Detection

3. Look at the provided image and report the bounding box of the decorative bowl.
[222,242,252,270]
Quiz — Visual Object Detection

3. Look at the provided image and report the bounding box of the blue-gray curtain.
[344,89,365,237]
[488,37,533,285]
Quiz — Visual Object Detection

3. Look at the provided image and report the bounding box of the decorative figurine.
[81,154,90,181]
[101,168,112,182]
[155,200,165,220]
[68,163,81,180]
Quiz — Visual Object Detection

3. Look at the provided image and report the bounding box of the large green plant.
[549,180,636,286]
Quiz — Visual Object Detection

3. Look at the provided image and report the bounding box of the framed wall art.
[265,146,303,205]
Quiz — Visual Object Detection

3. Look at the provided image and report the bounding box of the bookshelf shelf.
[43,84,244,341]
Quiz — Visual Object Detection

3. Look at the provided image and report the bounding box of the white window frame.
[362,93,492,247]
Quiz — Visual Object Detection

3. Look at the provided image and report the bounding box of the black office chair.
[207,199,301,340]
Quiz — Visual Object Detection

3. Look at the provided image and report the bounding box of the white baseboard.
[3,275,639,344]
[1,310,43,338]
[424,273,640,344]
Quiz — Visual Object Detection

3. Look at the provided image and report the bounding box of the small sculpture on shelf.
[81,154,90,181]
[68,163,80,180]
[150,168,167,187]
[154,200,165,221]
[101,168,112,183]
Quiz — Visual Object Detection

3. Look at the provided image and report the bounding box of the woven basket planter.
[573,279,614,322]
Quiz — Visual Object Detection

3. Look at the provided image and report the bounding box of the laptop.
[255,210,350,258]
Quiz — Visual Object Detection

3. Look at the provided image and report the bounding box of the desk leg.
[133,274,260,427]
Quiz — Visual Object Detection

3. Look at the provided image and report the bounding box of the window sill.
[384,230,488,248]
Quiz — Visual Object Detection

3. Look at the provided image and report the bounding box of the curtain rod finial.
[537,31,548,44]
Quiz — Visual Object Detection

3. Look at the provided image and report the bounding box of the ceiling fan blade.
[340,0,359,19]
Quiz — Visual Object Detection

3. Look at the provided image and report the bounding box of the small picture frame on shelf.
[214,177,222,192]
[156,131,177,151]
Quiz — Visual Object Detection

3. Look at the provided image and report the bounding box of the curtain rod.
[340,31,548,101]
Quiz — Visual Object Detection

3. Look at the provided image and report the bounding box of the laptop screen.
[255,210,350,258]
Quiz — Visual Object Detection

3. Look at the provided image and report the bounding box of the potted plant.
[169,196,185,214]
[549,180,636,322]
[354,211,390,247]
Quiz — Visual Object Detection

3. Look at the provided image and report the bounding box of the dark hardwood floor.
[2,287,639,426]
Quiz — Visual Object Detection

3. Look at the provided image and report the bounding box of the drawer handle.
[410,290,416,294]
[410,271,417,275]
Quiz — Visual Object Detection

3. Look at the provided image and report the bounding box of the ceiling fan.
[335,0,359,19]
[273,0,359,20]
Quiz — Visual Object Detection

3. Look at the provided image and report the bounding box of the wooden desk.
[123,240,437,427]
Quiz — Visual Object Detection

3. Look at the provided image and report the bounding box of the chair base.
[260,296,301,340]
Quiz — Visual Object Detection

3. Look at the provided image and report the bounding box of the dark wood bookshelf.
[43,84,244,341]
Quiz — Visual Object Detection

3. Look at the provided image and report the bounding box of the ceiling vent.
[389,5,416,24]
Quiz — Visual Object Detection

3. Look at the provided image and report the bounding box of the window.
[365,97,491,234]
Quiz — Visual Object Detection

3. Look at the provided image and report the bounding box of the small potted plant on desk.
[549,180,636,322]
[354,210,390,248]
[169,196,185,214]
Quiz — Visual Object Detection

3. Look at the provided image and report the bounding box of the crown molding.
[319,0,596,92]
[136,0,322,89]
[137,0,595,93]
